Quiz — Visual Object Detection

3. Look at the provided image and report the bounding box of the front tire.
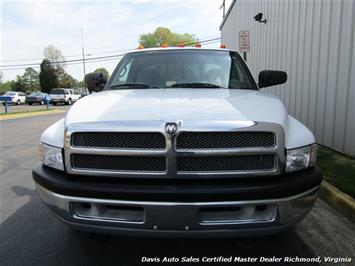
[53,102,57,106]
[16,100,21,105]
[40,100,44,105]
[28,103,32,106]
[66,99,72,105]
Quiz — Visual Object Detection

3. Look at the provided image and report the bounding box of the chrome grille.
[71,154,166,172]
[176,132,275,150]
[71,132,165,149]
[65,121,284,177]
[177,155,276,173]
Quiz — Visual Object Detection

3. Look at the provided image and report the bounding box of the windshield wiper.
[170,82,225,88]
[110,83,158,89]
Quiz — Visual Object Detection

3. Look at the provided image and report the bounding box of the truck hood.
[65,89,288,128]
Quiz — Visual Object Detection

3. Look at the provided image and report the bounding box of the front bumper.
[52,99,66,103]
[32,164,322,237]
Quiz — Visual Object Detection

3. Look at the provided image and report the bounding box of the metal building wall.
[220,0,355,156]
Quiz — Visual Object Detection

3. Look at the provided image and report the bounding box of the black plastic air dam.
[32,163,323,202]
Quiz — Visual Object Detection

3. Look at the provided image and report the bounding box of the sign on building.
[239,30,250,53]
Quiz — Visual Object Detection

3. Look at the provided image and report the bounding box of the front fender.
[41,119,65,148]
[285,115,315,149]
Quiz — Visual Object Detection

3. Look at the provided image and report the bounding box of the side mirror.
[258,70,287,88]
[85,72,107,92]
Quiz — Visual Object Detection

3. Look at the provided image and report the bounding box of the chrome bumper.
[35,183,319,237]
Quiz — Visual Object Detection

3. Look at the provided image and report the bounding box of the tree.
[39,59,59,93]
[139,27,198,48]
[43,45,66,71]
[0,80,15,94]
[78,79,85,88]
[13,75,27,92]
[59,73,78,88]
[23,67,40,91]
[95,68,110,80]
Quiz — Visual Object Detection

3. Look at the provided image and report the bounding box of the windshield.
[108,50,257,90]
[29,93,42,97]
[4,92,16,96]
[50,89,68,94]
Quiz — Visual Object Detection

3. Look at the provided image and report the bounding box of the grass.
[0,108,56,116]
[317,145,355,198]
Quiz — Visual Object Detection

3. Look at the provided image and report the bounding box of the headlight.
[39,143,64,171]
[286,143,317,173]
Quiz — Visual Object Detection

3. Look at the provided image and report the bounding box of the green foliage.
[94,68,110,80]
[139,27,198,48]
[1,68,40,93]
[59,72,78,88]
[317,146,355,198]
[78,80,85,87]
[3,46,82,94]
[13,75,27,92]
[23,67,40,91]
[39,59,59,93]
[0,80,15,94]
[43,45,75,88]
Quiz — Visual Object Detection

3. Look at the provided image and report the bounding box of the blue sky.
[0,0,223,81]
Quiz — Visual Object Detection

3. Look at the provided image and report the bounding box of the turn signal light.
[161,43,168,48]
[137,45,144,49]
[195,43,201,48]
[220,44,226,48]
[178,42,185,47]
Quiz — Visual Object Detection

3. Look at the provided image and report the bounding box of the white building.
[220,0,355,156]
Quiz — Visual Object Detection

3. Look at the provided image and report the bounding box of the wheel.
[53,102,57,106]
[28,103,32,106]
[40,100,44,105]
[67,99,72,105]
[16,100,21,105]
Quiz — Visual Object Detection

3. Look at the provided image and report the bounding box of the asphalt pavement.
[0,112,354,266]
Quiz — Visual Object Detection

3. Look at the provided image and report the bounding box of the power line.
[0,56,125,71]
[0,38,221,71]
[0,47,136,63]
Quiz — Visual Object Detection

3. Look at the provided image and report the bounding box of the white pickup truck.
[50,88,80,105]
[33,47,322,237]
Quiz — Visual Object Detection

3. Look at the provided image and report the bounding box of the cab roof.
[126,47,235,55]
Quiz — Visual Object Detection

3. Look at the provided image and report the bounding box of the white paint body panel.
[41,119,65,148]
[42,87,315,150]
[65,89,287,125]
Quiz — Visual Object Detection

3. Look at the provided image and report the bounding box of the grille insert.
[71,132,165,149]
[177,155,276,173]
[71,154,166,172]
[176,132,275,150]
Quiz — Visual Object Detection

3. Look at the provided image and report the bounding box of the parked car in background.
[50,88,80,105]
[26,92,51,105]
[0,91,26,105]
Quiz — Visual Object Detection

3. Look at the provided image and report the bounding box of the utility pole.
[81,27,87,92]
[220,0,226,18]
